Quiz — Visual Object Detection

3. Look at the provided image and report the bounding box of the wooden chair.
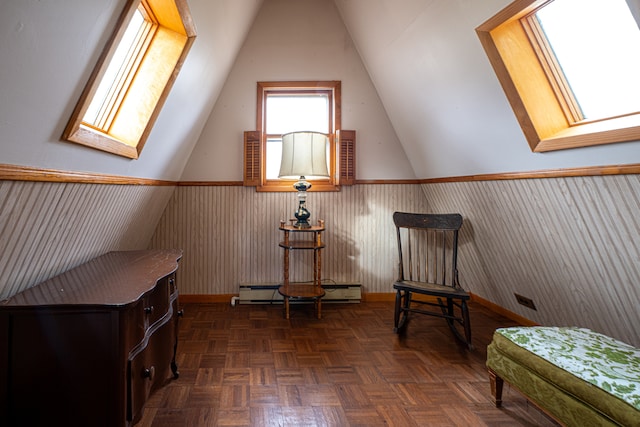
[392,212,472,349]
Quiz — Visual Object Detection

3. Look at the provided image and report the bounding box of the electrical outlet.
[514,293,537,310]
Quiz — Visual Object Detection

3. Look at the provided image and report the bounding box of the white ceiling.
[1,0,639,180]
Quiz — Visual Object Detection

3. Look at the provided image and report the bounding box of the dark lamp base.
[292,176,312,228]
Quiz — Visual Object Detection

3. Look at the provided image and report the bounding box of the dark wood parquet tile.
[137,301,560,426]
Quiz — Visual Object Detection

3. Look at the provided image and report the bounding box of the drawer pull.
[178,309,184,317]
[142,366,155,380]
[144,305,154,314]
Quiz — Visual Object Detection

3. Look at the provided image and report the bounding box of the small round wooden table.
[277,220,326,319]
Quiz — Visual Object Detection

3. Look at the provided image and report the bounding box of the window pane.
[83,9,146,126]
[265,94,330,179]
[536,0,640,120]
[266,136,331,180]
[266,95,329,134]
[265,137,283,179]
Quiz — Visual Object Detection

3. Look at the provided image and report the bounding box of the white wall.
[180,0,414,181]
[334,0,640,179]
[0,0,263,181]
[3,0,638,181]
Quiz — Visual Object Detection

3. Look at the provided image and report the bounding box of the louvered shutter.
[243,131,261,186]
[337,130,356,186]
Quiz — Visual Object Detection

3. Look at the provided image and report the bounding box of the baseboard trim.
[361,293,394,302]
[179,292,539,326]
[180,294,235,303]
[470,293,539,326]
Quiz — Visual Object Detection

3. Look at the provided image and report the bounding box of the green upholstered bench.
[487,326,640,427]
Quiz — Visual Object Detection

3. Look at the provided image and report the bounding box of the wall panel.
[150,176,639,347]
[421,175,640,346]
[149,184,429,295]
[0,180,175,299]
[3,174,637,348]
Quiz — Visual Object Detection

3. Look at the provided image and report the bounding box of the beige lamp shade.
[278,131,330,179]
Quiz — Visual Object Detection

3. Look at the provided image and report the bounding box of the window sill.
[66,125,140,159]
[257,180,341,192]
[536,113,640,152]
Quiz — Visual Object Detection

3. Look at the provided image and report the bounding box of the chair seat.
[394,280,470,299]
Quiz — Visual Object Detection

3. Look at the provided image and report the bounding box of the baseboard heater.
[238,282,361,304]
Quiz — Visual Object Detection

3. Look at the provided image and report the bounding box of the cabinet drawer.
[168,273,177,295]
[127,314,177,422]
[141,276,170,328]
[126,275,173,352]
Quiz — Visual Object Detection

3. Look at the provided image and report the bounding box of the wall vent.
[514,293,537,310]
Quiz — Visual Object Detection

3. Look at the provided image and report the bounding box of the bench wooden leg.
[488,368,503,408]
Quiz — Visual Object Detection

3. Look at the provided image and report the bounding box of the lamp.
[278,131,330,228]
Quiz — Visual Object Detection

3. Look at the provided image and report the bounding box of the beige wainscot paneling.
[149,184,429,296]
[0,180,175,299]
[421,175,640,347]
[148,175,640,348]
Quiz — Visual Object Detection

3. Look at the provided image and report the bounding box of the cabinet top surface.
[1,249,182,308]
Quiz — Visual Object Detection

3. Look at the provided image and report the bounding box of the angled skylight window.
[535,0,640,121]
[63,0,196,159]
[477,0,640,152]
[83,9,149,128]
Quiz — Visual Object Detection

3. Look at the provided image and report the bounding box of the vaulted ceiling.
[2,0,639,181]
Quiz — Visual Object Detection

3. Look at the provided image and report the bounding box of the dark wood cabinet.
[0,249,183,427]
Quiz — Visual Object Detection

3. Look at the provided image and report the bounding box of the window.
[245,81,355,192]
[265,93,330,179]
[62,0,196,159]
[477,0,640,152]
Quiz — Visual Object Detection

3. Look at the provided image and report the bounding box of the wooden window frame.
[256,81,341,192]
[476,0,640,152]
[62,0,196,159]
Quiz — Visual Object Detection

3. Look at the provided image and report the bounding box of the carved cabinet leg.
[488,368,504,408]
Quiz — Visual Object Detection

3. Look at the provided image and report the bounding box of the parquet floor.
[137,300,559,426]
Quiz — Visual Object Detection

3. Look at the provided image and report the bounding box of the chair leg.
[394,289,410,332]
[442,297,473,349]
[404,290,411,311]
[461,299,472,349]
[443,297,454,327]
[394,290,402,332]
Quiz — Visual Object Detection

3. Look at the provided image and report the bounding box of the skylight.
[476,0,640,151]
[83,9,149,128]
[63,0,196,159]
[536,0,640,121]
